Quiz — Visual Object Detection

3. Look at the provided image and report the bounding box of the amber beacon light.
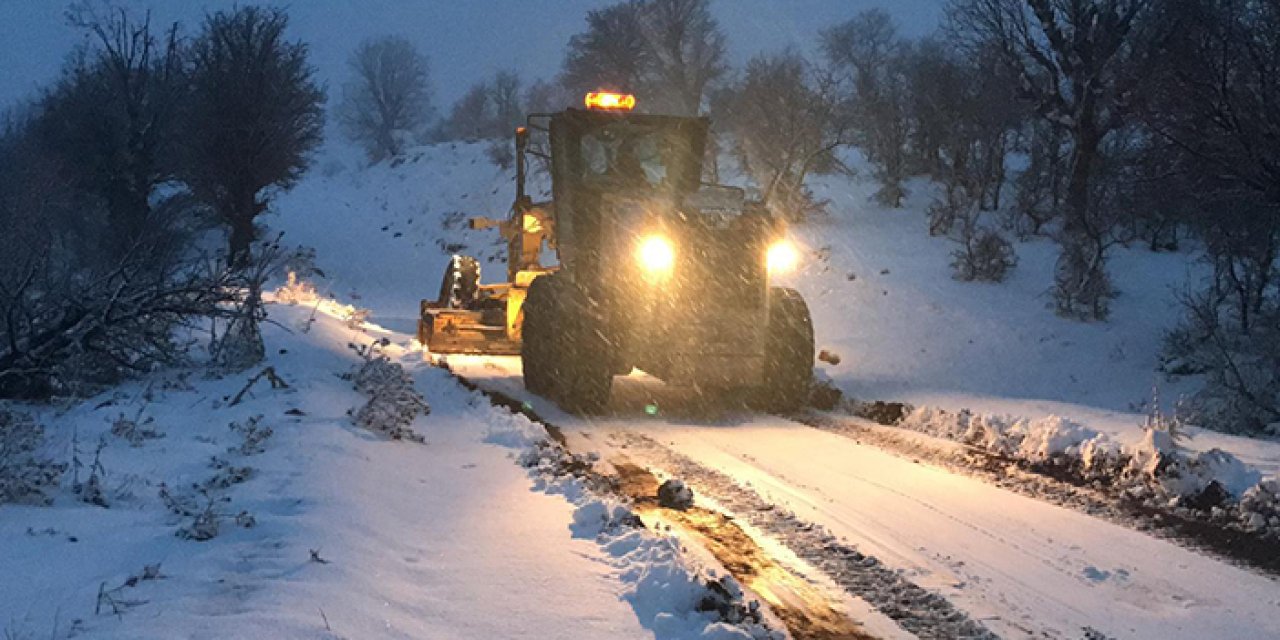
[585,91,636,111]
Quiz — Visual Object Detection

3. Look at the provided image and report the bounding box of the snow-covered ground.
[2,304,760,639]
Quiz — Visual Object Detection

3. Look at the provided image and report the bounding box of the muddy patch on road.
[613,461,876,640]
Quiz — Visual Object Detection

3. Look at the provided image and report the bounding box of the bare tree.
[489,70,524,136]
[180,6,325,267]
[561,1,650,97]
[561,0,725,115]
[523,78,568,114]
[822,10,912,207]
[907,38,1022,215]
[338,36,433,163]
[440,82,493,141]
[638,0,727,115]
[38,5,184,254]
[822,8,899,104]
[717,50,848,220]
[1153,0,1280,434]
[948,0,1165,320]
[1011,119,1069,236]
[0,116,237,398]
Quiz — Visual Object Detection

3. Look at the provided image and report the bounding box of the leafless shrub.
[95,563,160,618]
[71,436,109,507]
[0,408,64,505]
[1164,289,1280,435]
[274,271,318,305]
[486,139,515,170]
[927,186,964,237]
[1053,232,1114,321]
[202,457,253,490]
[212,238,313,373]
[228,414,272,456]
[341,307,372,330]
[952,227,1017,283]
[344,339,428,442]
[714,50,847,221]
[110,406,163,446]
[175,490,228,541]
[934,188,1018,282]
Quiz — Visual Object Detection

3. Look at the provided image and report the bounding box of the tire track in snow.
[610,431,1000,640]
[612,460,877,640]
[722,430,1093,602]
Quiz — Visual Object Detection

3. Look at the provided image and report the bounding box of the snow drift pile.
[896,406,1280,537]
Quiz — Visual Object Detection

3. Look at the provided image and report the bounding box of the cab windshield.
[579,124,689,189]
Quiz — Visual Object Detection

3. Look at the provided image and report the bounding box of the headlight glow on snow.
[637,234,675,279]
[767,239,799,275]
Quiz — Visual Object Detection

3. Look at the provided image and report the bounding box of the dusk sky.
[0,0,944,111]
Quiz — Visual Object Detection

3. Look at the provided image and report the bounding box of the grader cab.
[419,92,814,414]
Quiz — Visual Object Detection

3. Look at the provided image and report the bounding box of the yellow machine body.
[417,192,554,354]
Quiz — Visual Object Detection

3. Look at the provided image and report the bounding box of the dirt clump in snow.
[612,459,876,640]
[658,478,695,510]
[854,401,910,425]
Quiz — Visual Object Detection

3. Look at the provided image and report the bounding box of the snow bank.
[481,410,780,640]
[894,405,1280,537]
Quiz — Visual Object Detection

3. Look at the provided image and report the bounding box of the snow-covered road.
[445,355,1280,640]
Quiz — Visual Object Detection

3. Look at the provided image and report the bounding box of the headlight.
[767,239,798,275]
[637,234,675,278]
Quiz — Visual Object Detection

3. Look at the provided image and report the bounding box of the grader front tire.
[521,276,557,396]
[760,287,815,413]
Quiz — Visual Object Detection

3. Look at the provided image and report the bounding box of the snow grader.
[419,91,814,414]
